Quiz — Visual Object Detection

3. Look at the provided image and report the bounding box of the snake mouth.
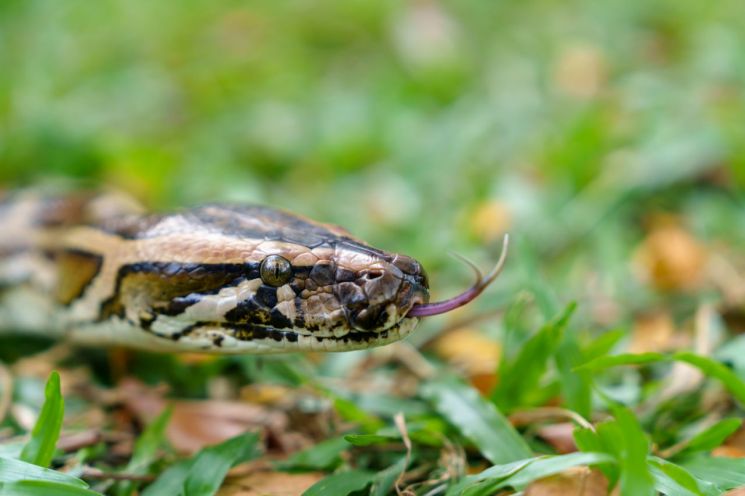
[168,318,420,353]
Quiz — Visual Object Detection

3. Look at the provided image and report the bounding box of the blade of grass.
[0,480,103,496]
[461,452,614,496]
[302,469,374,496]
[673,352,745,405]
[19,372,64,468]
[0,457,88,487]
[680,456,745,490]
[421,375,532,465]
[492,304,576,411]
[648,457,717,496]
[677,418,742,457]
[114,407,172,496]
[276,437,349,471]
[141,432,260,496]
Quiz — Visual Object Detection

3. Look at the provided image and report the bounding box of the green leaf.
[648,457,717,496]
[460,453,614,496]
[370,456,407,496]
[678,418,742,456]
[115,407,172,496]
[555,329,592,419]
[0,457,88,487]
[19,372,64,468]
[302,469,374,496]
[577,351,745,406]
[421,375,532,465]
[493,304,575,411]
[609,404,655,496]
[0,480,103,496]
[680,455,745,490]
[673,352,745,405]
[276,437,349,471]
[183,432,260,496]
[142,432,260,496]
[343,434,398,447]
[577,352,668,371]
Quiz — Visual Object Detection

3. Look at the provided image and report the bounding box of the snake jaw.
[407,234,510,318]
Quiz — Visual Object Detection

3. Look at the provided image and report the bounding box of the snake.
[0,190,508,354]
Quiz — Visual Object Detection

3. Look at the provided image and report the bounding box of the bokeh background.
[4,1,745,493]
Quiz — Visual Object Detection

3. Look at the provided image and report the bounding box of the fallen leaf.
[633,218,707,292]
[537,423,578,454]
[525,467,608,496]
[119,379,285,454]
[469,200,513,244]
[432,328,501,394]
[553,43,607,99]
[217,470,324,496]
[629,311,677,354]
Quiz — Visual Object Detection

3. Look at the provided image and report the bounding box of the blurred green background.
[2,0,745,334]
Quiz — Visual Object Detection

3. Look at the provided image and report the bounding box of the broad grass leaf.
[461,452,614,496]
[648,457,718,496]
[577,352,668,371]
[493,304,576,412]
[0,457,88,487]
[19,372,64,468]
[115,407,172,496]
[673,352,745,405]
[678,419,743,456]
[302,469,374,496]
[0,480,103,496]
[680,456,745,491]
[142,432,260,496]
[276,437,348,471]
[421,375,531,464]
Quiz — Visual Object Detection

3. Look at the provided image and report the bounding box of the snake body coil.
[0,191,430,353]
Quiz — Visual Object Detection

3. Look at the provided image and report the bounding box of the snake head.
[330,245,429,332]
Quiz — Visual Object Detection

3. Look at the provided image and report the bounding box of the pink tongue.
[407,235,510,318]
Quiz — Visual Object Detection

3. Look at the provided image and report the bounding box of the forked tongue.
[407,234,509,318]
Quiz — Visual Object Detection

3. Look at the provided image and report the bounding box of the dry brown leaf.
[725,488,745,495]
[525,467,608,496]
[553,44,607,99]
[433,328,500,394]
[633,219,707,292]
[217,471,323,496]
[629,311,677,354]
[119,379,284,454]
[537,423,578,454]
[469,200,512,244]
[713,445,745,458]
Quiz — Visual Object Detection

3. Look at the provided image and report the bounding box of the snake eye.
[260,255,292,287]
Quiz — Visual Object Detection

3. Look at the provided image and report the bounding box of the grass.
[2,0,745,494]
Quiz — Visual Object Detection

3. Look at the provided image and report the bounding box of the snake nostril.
[364,270,384,280]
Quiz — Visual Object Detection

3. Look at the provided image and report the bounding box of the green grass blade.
[492,304,575,411]
[680,456,745,491]
[276,437,348,471]
[673,352,745,405]
[421,375,532,465]
[182,432,260,496]
[0,480,103,496]
[610,404,656,496]
[461,453,614,496]
[577,352,668,371]
[648,457,717,496]
[115,407,172,496]
[678,418,742,456]
[142,432,260,496]
[302,469,374,496]
[19,372,64,468]
[0,457,88,487]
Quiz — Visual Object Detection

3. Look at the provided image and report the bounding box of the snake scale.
[0,190,506,354]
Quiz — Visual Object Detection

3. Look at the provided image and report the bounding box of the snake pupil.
[260,255,292,287]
